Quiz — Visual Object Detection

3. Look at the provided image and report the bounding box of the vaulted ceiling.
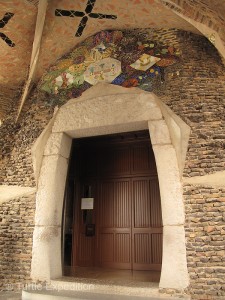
[0,0,224,120]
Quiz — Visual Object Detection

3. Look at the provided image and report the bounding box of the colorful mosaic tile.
[130,54,161,71]
[84,57,121,85]
[39,29,181,103]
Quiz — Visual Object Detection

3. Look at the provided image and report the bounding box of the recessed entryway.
[31,84,189,292]
[63,131,162,276]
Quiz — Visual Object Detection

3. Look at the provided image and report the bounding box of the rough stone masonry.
[0,28,224,299]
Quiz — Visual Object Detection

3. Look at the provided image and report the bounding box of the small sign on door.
[81,198,94,210]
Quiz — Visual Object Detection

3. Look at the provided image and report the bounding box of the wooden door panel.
[99,233,114,264]
[134,233,151,264]
[132,177,162,270]
[114,180,131,228]
[114,233,131,263]
[133,233,161,271]
[133,179,151,228]
[98,179,132,269]
[100,146,131,177]
[73,180,96,267]
[98,181,114,228]
[72,131,162,271]
[132,144,157,175]
[77,233,94,266]
[152,233,163,265]
[133,145,150,173]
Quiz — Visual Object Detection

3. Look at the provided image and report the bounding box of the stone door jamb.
[31,83,190,291]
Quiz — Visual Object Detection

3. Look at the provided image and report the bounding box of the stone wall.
[0,29,225,298]
[159,0,225,42]
[0,100,53,186]
[154,30,225,178]
[0,193,36,291]
[184,185,225,299]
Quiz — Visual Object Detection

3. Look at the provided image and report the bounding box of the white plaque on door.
[81,198,94,210]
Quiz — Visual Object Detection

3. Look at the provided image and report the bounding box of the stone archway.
[31,83,190,291]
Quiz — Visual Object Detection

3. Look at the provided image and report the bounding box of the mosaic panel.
[84,57,121,85]
[55,0,117,37]
[40,30,181,105]
[130,54,161,71]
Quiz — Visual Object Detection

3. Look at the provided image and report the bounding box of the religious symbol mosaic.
[55,0,117,37]
[0,12,15,47]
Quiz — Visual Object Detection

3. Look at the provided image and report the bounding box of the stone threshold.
[22,277,191,300]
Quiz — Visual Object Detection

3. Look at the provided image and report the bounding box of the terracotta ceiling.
[0,0,224,119]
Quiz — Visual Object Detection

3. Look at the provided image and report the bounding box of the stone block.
[52,90,163,135]
[35,155,68,226]
[31,226,61,281]
[44,133,72,159]
[148,120,171,145]
[160,225,189,289]
[152,144,185,225]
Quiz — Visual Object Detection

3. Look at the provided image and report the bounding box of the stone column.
[31,133,72,281]
[148,120,189,290]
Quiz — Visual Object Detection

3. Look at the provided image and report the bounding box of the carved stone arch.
[31,83,190,290]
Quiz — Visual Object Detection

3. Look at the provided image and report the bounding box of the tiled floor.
[64,266,161,283]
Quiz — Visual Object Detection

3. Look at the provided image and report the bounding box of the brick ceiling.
[0,0,224,119]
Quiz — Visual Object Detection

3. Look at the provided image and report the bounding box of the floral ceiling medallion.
[84,57,121,85]
[130,54,161,71]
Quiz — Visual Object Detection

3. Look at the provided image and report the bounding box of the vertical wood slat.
[114,180,131,228]
[133,179,151,228]
[133,145,150,173]
[134,233,152,264]
[100,147,131,176]
[100,233,114,263]
[152,233,163,264]
[115,233,130,263]
[99,181,114,227]
[99,179,131,268]
[78,234,93,265]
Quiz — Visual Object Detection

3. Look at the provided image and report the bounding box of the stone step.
[22,289,188,300]
[0,292,21,300]
[22,279,190,300]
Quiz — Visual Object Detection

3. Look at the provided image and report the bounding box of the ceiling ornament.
[0,12,15,47]
[55,0,117,37]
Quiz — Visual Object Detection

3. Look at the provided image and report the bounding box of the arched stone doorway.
[31,83,190,291]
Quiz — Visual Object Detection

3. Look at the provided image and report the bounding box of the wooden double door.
[71,131,163,271]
